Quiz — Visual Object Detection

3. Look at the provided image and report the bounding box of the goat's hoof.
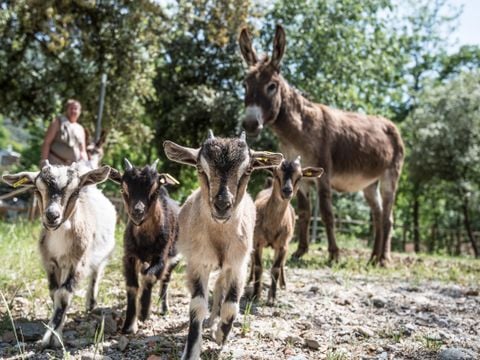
[266,298,276,307]
[121,323,138,335]
[204,316,217,329]
[328,250,340,264]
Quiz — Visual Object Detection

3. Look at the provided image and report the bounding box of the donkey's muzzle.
[242,117,262,137]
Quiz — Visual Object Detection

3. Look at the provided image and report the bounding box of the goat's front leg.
[86,261,107,312]
[252,242,264,301]
[122,255,139,334]
[214,265,246,346]
[46,263,59,301]
[41,266,78,348]
[205,272,225,328]
[182,266,209,360]
[159,257,179,315]
[267,245,287,306]
[139,256,165,321]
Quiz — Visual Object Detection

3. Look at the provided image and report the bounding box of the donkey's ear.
[159,173,180,186]
[80,165,111,187]
[302,167,324,178]
[250,150,284,170]
[239,27,258,66]
[271,24,286,69]
[2,171,38,188]
[108,168,122,184]
[163,141,199,167]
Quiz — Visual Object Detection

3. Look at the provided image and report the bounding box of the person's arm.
[40,118,60,166]
[79,126,88,161]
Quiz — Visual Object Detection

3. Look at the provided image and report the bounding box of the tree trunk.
[413,193,420,253]
[461,196,479,258]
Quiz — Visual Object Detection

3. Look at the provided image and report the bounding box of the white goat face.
[2,163,111,230]
[163,132,284,223]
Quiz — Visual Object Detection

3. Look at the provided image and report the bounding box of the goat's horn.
[124,158,133,170]
[240,131,246,141]
[44,159,51,168]
[150,159,159,170]
[294,155,301,164]
[208,129,215,139]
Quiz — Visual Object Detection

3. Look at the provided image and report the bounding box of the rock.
[440,286,464,299]
[335,297,351,306]
[287,356,308,360]
[309,286,319,293]
[286,335,302,345]
[117,335,129,352]
[436,318,449,328]
[81,353,112,360]
[402,323,416,336]
[146,355,163,360]
[356,326,375,338]
[15,321,44,341]
[438,348,476,360]
[464,289,479,297]
[103,315,118,335]
[1,331,15,343]
[63,330,78,339]
[305,338,321,350]
[68,338,92,348]
[372,297,387,308]
[377,352,388,360]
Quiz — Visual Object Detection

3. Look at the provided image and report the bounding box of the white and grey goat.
[163,131,283,360]
[2,162,116,348]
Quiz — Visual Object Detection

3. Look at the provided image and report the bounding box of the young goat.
[249,157,323,304]
[2,162,115,348]
[164,131,283,360]
[109,159,180,334]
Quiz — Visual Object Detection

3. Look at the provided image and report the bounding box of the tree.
[405,71,480,257]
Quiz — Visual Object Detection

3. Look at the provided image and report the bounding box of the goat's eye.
[266,82,277,95]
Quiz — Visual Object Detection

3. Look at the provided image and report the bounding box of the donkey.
[239,25,404,265]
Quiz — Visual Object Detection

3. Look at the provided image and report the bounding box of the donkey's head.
[109,159,179,226]
[239,25,286,136]
[272,157,324,200]
[164,131,283,223]
[2,162,110,230]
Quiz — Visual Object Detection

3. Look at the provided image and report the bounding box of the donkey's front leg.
[182,266,209,360]
[41,266,78,348]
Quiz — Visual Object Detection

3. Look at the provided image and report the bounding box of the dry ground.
[0,221,479,360]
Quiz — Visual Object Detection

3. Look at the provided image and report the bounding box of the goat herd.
[2,26,405,360]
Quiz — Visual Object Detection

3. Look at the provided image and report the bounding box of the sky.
[452,0,480,48]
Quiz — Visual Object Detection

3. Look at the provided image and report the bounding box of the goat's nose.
[46,210,60,222]
[214,199,232,212]
[282,187,293,197]
[133,202,145,215]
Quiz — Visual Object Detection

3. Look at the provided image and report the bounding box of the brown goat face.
[273,158,325,200]
[239,25,286,136]
[109,160,177,226]
[163,132,284,223]
[2,163,111,230]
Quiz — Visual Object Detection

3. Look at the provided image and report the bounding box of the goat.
[239,25,404,265]
[249,157,323,304]
[109,159,180,334]
[2,162,115,348]
[163,131,283,360]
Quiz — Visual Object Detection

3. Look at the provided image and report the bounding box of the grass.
[241,299,254,336]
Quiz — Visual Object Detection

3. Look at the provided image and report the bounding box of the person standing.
[40,99,88,166]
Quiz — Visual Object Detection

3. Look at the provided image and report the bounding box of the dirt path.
[1,249,479,360]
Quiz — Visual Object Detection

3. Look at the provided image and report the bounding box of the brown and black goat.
[110,159,180,334]
[250,157,323,304]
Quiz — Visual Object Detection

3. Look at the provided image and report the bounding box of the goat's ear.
[96,129,108,147]
[108,168,123,184]
[158,173,180,186]
[80,165,111,187]
[163,141,199,167]
[2,171,38,188]
[239,27,258,66]
[250,150,284,170]
[302,167,324,178]
[271,24,286,69]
